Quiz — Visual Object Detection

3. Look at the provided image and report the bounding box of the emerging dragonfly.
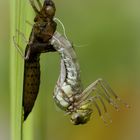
[51,32,129,125]
[14,0,57,120]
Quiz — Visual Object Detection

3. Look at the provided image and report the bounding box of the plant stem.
[10,0,34,140]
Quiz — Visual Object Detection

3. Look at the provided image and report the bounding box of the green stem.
[10,0,34,140]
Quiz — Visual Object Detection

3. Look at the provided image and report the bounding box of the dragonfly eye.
[45,6,55,17]
[43,0,55,18]
[44,0,53,5]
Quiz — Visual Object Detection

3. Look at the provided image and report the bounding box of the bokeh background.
[0,0,140,140]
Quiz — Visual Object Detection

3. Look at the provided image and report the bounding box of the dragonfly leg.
[78,79,121,111]
[95,95,107,113]
[13,33,32,60]
[91,95,112,125]
[25,20,33,27]
[98,79,130,108]
[36,0,42,10]
[80,96,112,125]
[13,36,26,59]
[95,80,120,111]
[13,29,33,60]
[16,29,28,44]
[29,0,39,14]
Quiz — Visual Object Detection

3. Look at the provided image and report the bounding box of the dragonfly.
[51,32,130,125]
[14,0,57,120]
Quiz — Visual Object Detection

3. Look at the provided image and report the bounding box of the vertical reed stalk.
[10,0,34,140]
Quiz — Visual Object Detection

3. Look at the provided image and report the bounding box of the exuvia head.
[43,0,56,19]
[70,109,92,125]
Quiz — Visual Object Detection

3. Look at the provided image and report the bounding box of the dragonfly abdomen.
[23,57,40,120]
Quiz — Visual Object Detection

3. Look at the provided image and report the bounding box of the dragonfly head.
[42,0,56,19]
[71,109,92,125]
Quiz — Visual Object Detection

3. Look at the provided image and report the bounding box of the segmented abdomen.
[23,55,40,120]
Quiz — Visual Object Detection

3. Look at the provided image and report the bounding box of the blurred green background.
[0,0,140,140]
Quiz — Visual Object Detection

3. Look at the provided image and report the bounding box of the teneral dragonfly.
[51,31,130,125]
